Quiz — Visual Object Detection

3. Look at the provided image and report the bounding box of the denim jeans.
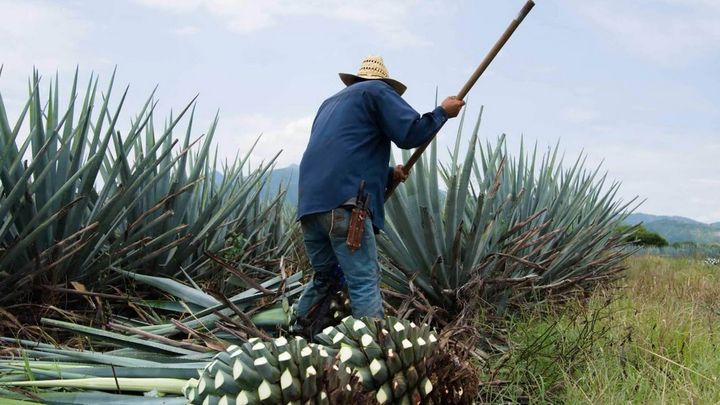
[296,208,384,319]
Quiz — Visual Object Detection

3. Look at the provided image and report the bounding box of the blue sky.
[1,0,719,221]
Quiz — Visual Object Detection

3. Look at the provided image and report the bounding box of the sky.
[0,0,719,221]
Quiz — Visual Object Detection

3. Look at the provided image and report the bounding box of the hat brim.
[339,73,407,96]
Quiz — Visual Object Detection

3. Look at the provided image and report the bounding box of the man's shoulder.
[323,81,388,106]
[320,81,397,113]
[351,80,392,93]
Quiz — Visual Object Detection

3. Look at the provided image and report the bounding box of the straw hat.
[339,55,407,96]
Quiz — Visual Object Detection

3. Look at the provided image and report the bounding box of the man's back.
[299,80,395,231]
[298,80,449,230]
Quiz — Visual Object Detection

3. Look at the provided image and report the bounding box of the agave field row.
[381,107,639,324]
[0,70,638,404]
[0,68,299,305]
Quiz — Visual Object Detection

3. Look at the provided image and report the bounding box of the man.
[296,55,465,323]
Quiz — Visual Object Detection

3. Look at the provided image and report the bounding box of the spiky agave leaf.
[0,69,298,303]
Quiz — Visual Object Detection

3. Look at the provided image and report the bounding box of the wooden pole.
[385,0,535,201]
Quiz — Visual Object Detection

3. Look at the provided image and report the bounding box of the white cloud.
[0,1,94,71]
[169,26,201,36]
[660,0,720,11]
[697,212,720,224]
[134,0,203,12]
[214,113,313,168]
[560,107,598,123]
[525,65,557,75]
[0,1,99,110]
[578,136,720,222]
[690,178,720,186]
[562,0,720,66]
[133,0,433,47]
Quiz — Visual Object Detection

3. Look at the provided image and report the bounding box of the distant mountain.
[213,164,299,205]
[213,171,224,186]
[263,164,299,205]
[623,213,704,226]
[623,213,720,244]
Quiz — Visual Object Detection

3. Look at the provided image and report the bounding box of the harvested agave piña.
[183,316,443,405]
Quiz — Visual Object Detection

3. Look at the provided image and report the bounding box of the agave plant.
[0,69,298,303]
[380,107,639,318]
[1,316,480,405]
[214,184,301,291]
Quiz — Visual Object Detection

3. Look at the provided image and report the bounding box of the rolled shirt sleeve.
[373,85,449,149]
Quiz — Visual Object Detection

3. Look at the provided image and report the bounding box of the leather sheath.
[346,206,367,252]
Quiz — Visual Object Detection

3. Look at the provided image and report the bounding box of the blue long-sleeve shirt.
[298,80,449,230]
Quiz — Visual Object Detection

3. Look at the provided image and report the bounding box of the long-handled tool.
[385,0,535,201]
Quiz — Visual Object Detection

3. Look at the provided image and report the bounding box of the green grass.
[480,255,720,404]
[566,256,720,404]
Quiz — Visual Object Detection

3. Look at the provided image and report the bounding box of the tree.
[618,224,669,247]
